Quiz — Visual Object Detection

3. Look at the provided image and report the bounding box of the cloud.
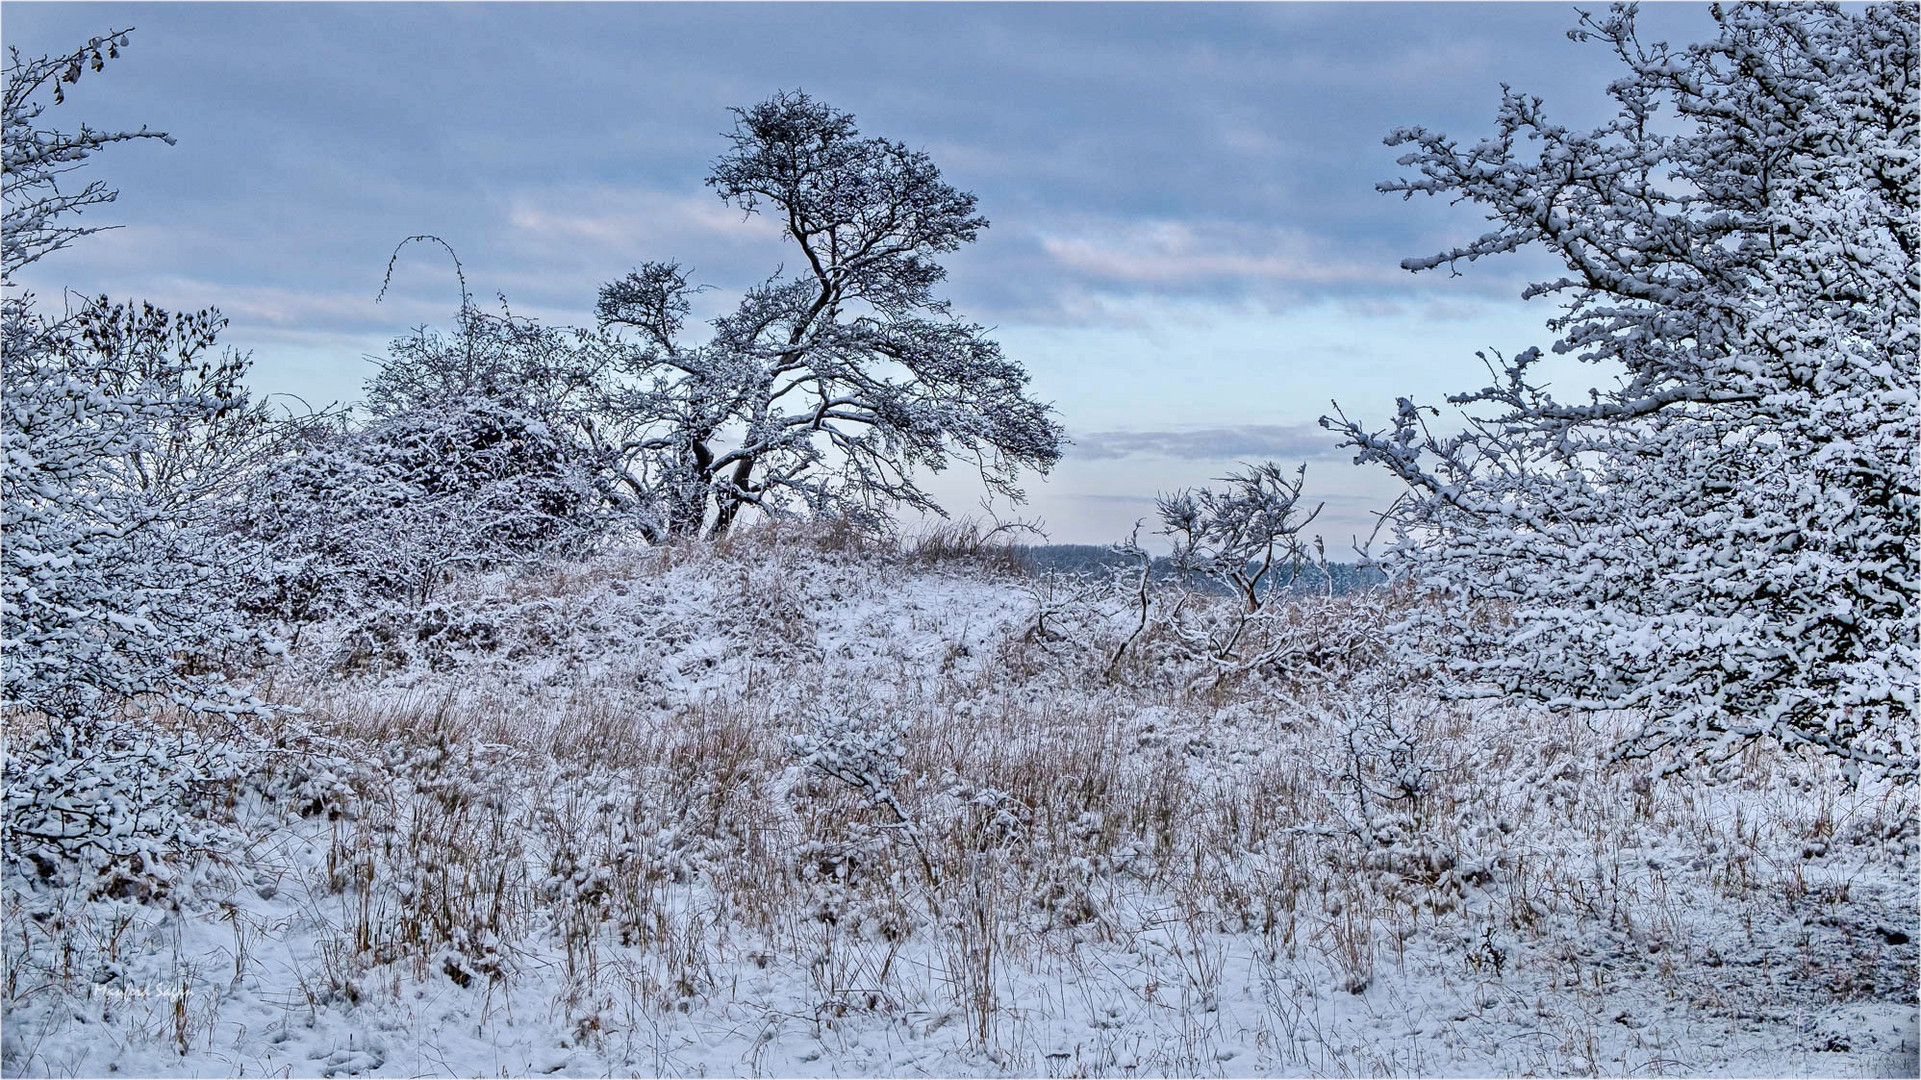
[1070,423,1342,463]
[505,188,783,255]
[1035,220,1400,289]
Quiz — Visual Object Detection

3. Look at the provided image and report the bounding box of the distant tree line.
[1020,545,1387,597]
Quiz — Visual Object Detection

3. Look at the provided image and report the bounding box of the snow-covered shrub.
[2,718,247,891]
[368,282,630,540]
[1325,2,1918,779]
[2,61,275,718]
[1038,461,1397,692]
[1145,461,1366,687]
[238,291,618,618]
[788,710,942,886]
[3,32,284,877]
[366,280,613,439]
[239,400,607,616]
[1159,461,1324,613]
[3,299,273,720]
[789,711,911,819]
[1007,536,1399,696]
[1302,674,1458,851]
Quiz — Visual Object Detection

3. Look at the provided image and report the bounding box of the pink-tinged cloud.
[505,188,785,254]
[1037,221,1401,288]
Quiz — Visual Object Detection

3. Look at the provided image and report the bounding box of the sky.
[4,2,1721,547]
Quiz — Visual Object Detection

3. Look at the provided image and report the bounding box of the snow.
[4,539,1914,1077]
[4,9,1915,1077]
[1326,1,1918,781]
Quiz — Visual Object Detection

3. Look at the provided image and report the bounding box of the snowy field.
[3,531,1914,1078]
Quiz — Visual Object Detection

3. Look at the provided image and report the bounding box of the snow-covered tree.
[1159,461,1324,613]
[3,32,267,724]
[595,91,1064,540]
[3,32,283,873]
[1324,3,1917,779]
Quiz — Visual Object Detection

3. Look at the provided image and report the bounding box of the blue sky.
[6,2,1718,546]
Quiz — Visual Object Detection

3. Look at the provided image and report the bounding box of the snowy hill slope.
[4,532,1915,1077]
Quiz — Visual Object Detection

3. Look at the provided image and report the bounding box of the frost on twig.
[1324,2,1919,781]
[788,711,941,891]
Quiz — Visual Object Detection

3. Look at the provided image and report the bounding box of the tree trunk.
[708,456,756,539]
[662,440,714,538]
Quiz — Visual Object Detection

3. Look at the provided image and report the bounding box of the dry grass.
[903,518,1036,577]
[5,527,1915,1076]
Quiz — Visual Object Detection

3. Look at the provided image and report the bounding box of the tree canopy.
[595,90,1064,540]
[1325,1,1917,779]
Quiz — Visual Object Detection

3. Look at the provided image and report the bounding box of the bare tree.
[595,91,1064,540]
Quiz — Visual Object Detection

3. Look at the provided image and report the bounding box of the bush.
[240,399,609,617]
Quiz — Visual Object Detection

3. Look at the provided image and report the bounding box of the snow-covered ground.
[4,534,1916,1077]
